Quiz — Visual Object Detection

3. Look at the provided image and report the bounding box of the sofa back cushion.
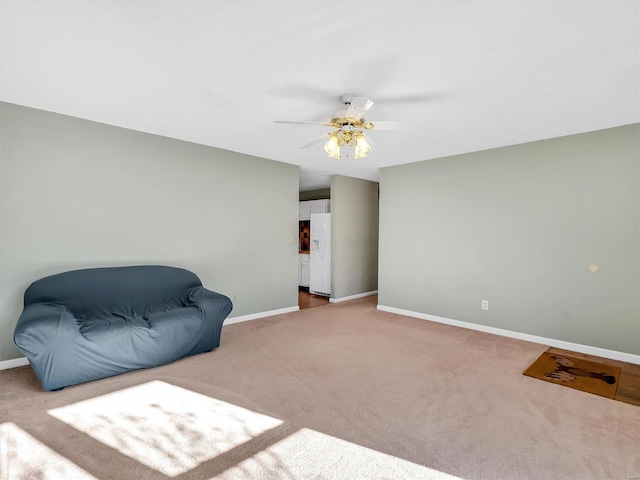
[24,265,202,318]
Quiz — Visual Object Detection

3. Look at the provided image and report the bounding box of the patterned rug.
[524,352,620,399]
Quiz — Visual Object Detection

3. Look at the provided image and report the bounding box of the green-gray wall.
[379,124,639,355]
[0,102,299,362]
[331,175,379,299]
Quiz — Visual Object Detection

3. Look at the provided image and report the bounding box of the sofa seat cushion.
[77,307,202,340]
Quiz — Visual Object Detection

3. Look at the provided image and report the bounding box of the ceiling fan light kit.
[324,128,371,159]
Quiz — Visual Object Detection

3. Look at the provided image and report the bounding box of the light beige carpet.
[1,296,639,479]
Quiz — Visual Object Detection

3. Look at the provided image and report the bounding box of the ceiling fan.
[275,94,399,159]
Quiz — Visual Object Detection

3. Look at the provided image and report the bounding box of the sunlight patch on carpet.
[47,381,283,477]
[215,427,463,480]
[1,422,97,480]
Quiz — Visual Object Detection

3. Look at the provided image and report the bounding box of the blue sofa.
[14,265,233,391]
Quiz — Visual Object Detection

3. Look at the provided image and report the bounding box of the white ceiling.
[1,1,638,191]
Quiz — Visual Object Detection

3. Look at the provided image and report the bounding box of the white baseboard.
[224,306,300,325]
[377,305,640,365]
[0,357,29,371]
[329,290,378,303]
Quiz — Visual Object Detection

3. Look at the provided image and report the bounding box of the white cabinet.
[299,201,311,221]
[299,199,330,220]
[310,199,330,214]
[298,254,310,287]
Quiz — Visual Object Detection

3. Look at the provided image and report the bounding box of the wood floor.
[548,347,640,406]
[298,288,329,309]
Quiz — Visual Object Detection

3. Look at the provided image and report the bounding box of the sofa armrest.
[14,303,88,391]
[14,303,79,357]
[181,286,233,354]
[185,286,233,321]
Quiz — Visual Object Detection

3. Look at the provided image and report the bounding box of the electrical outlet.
[232,294,237,303]
[481,300,489,311]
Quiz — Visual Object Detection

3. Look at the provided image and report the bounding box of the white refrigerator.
[310,213,331,297]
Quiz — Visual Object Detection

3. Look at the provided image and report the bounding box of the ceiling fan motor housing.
[338,94,356,105]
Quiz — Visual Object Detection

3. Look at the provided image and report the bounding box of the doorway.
[298,287,329,309]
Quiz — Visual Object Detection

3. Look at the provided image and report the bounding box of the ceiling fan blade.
[345,97,374,119]
[299,133,331,149]
[275,120,328,126]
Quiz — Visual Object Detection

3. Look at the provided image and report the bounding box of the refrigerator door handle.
[320,224,327,259]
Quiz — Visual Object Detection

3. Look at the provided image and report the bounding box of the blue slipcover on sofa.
[14,265,233,391]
